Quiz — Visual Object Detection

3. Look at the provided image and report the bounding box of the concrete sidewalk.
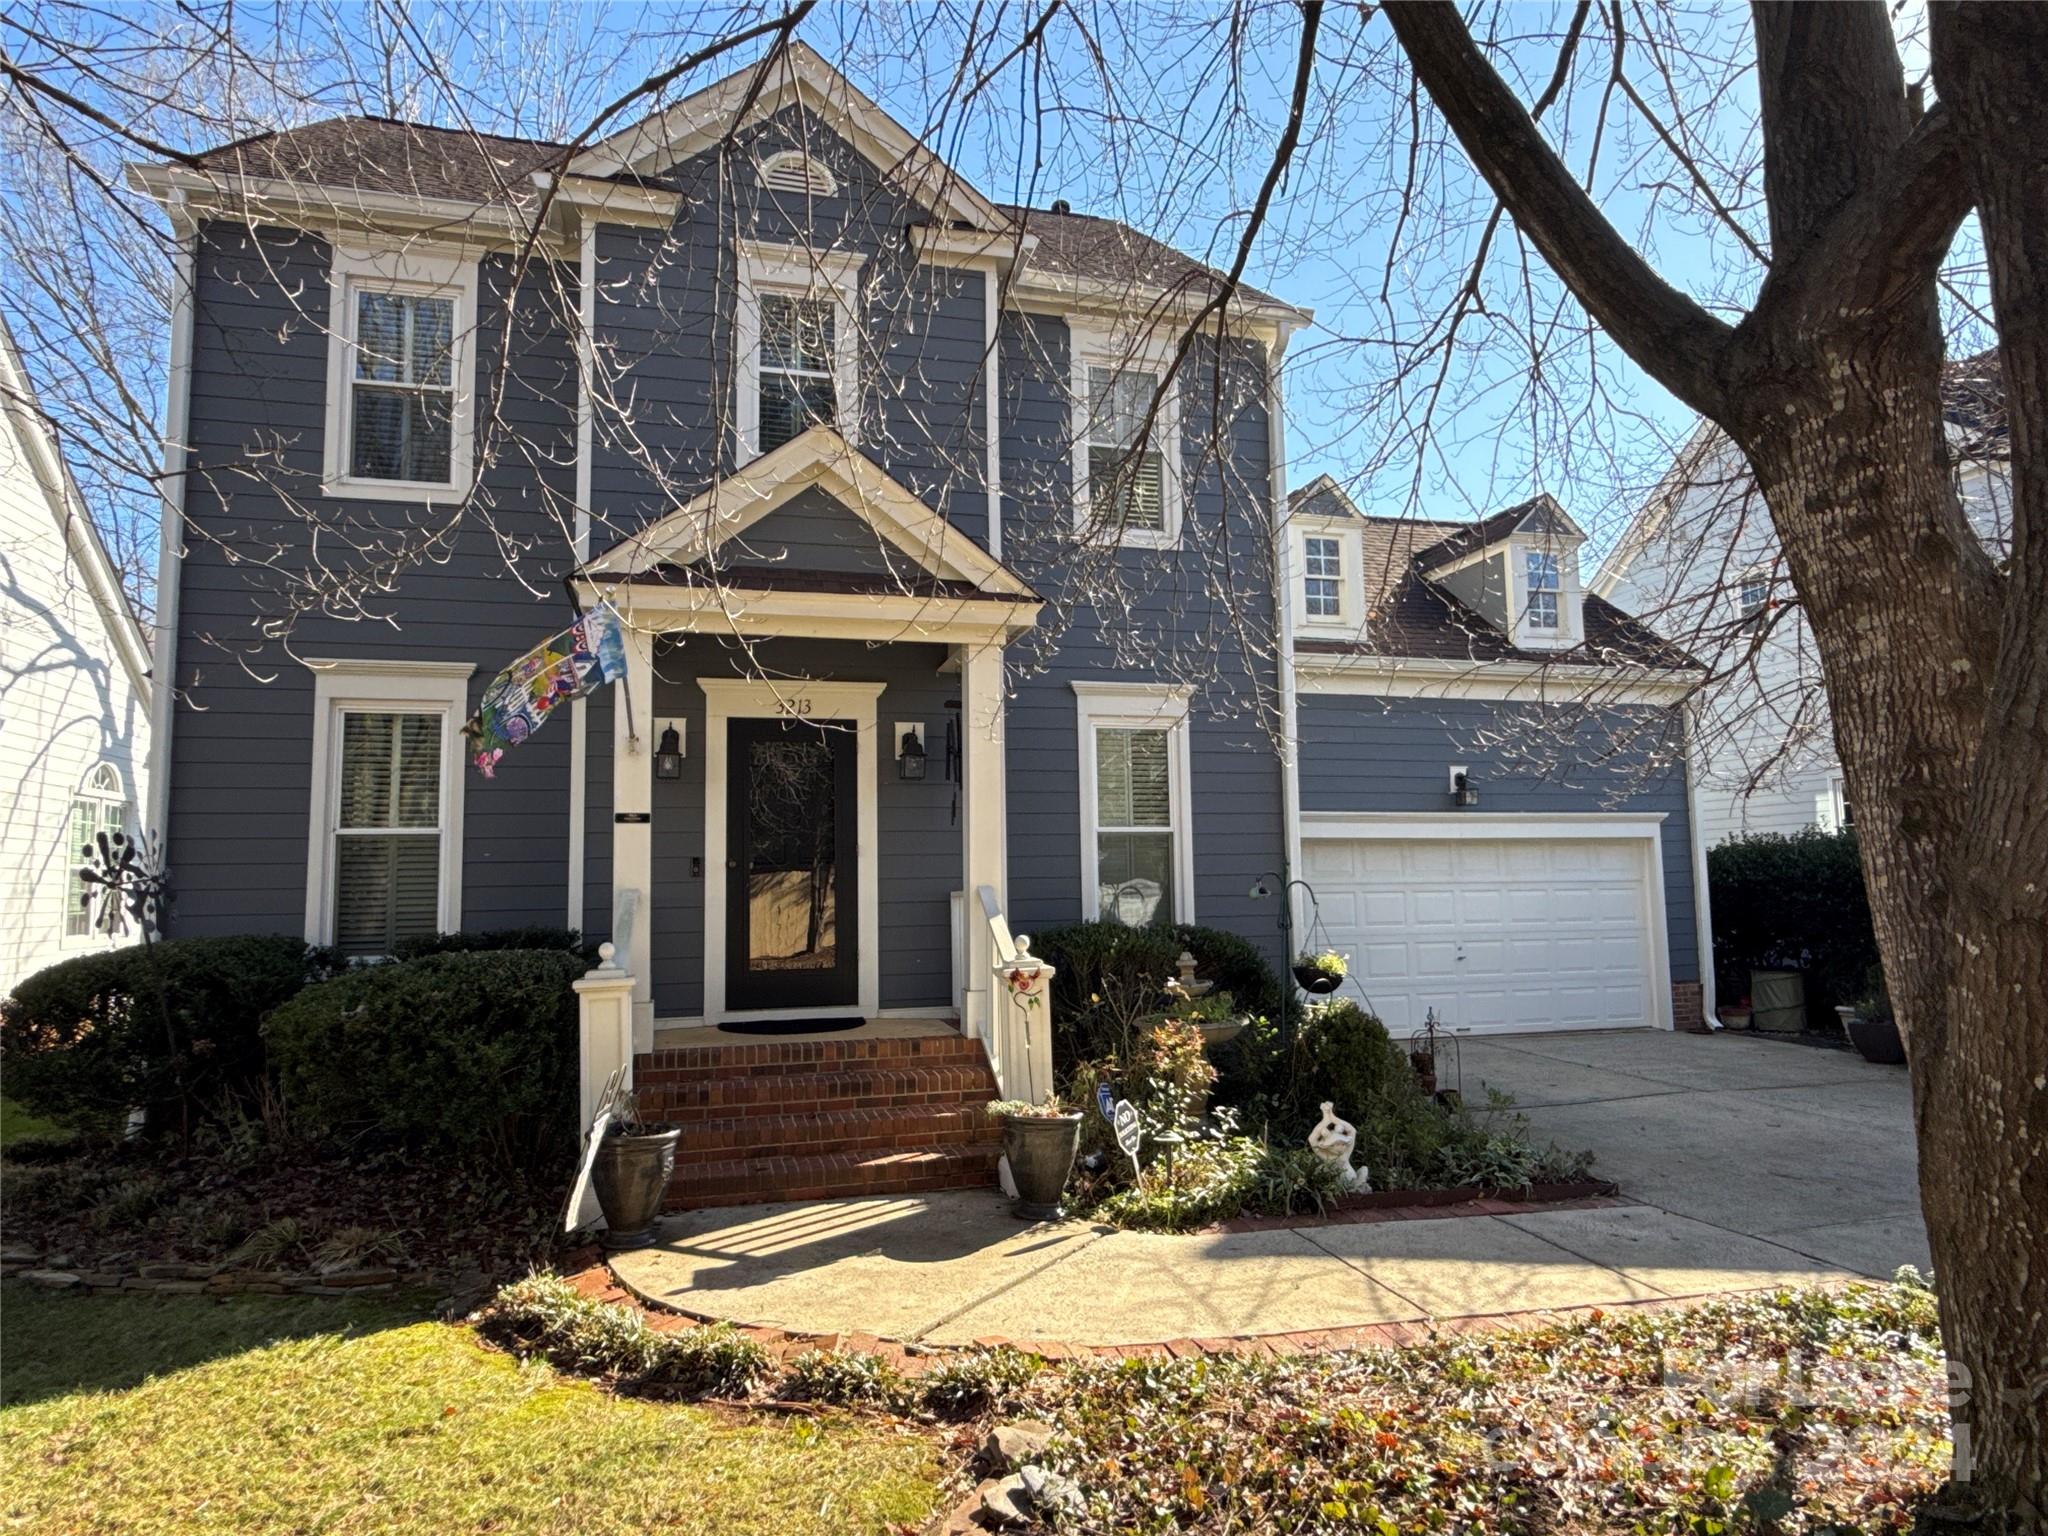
[611,1029,1924,1349]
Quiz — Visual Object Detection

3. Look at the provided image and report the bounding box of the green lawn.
[0,1096,72,1151]
[0,1285,944,1535]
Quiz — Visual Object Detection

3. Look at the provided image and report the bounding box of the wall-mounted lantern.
[897,723,927,782]
[654,723,684,781]
[1449,765,1479,808]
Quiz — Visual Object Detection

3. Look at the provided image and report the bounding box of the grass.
[0,1285,944,1535]
[0,1095,72,1151]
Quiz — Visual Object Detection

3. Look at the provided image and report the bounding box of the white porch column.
[613,618,657,1050]
[958,640,1008,1042]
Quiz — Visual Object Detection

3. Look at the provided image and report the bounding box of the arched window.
[757,150,838,198]
[66,761,130,939]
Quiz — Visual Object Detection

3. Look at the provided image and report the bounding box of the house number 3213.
[774,698,813,717]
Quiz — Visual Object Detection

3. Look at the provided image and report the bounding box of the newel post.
[990,934,1056,1104]
[573,940,635,1126]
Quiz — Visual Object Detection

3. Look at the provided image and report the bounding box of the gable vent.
[758,151,838,198]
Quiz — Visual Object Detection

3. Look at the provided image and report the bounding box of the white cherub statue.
[1307,1101,1370,1192]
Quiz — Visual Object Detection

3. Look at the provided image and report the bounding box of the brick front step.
[671,1103,1002,1166]
[664,1145,1003,1209]
[634,1032,990,1082]
[638,1066,1000,1123]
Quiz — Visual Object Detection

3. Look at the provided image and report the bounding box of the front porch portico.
[574,426,1044,1106]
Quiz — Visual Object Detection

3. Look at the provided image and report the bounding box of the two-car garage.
[1299,818,1675,1036]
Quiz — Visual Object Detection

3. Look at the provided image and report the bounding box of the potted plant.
[1292,949,1347,995]
[1844,971,1905,1066]
[989,1094,1082,1219]
[1719,995,1754,1031]
[591,1090,683,1249]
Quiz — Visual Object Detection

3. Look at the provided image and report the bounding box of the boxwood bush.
[391,926,596,964]
[264,948,583,1170]
[1032,919,1283,1071]
[1708,828,1877,1015]
[0,934,341,1136]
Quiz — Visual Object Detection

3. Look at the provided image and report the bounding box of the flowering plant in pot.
[591,1089,682,1249]
[1292,949,1347,995]
[988,1093,1082,1219]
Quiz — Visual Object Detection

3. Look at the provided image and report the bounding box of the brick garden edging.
[3,1248,404,1298]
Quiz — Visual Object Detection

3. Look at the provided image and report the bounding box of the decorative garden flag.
[465,604,628,778]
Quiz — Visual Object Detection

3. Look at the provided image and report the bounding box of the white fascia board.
[909,226,1039,267]
[585,580,1039,642]
[1007,273,1311,342]
[1295,651,1699,704]
[529,171,682,228]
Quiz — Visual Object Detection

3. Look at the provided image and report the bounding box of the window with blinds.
[1086,366,1166,533]
[758,292,837,451]
[350,290,455,483]
[1094,726,1175,927]
[333,711,444,956]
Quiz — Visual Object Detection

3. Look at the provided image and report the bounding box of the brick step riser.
[671,1111,1003,1166]
[639,1075,999,1122]
[664,1150,1002,1210]
[634,1041,990,1079]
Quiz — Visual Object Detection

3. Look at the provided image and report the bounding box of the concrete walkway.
[612,1029,1924,1349]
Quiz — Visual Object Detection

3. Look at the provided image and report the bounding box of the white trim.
[301,661,474,948]
[581,424,1034,600]
[1300,811,1675,1031]
[1682,701,1717,1024]
[698,678,885,1024]
[570,41,1009,234]
[567,215,596,932]
[1008,270,1312,336]
[1270,338,1304,940]
[756,148,839,197]
[1290,517,1364,637]
[1508,536,1587,651]
[1069,319,1184,549]
[733,241,865,465]
[1072,682,1194,925]
[596,584,1036,644]
[567,696,588,933]
[145,222,196,845]
[1295,651,1698,704]
[983,264,1003,560]
[909,225,1039,267]
[321,242,479,502]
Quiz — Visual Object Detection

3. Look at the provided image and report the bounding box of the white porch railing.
[574,888,639,1126]
[976,885,1055,1103]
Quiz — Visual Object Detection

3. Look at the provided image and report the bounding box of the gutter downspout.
[144,202,196,860]
[1683,697,1719,1028]
[567,213,597,933]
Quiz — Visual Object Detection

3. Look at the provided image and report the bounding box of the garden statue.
[1307,1101,1370,1192]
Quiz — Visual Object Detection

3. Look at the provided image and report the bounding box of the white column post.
[573,941,635,1127]
[959,639,1007,1040]
[613,619,657,1049]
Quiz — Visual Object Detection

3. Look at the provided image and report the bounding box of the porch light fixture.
[897,727,927,782]
[654,724,684,781]
[1450,767,1479,808]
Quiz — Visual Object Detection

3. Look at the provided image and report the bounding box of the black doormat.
[716,1017,865,1036]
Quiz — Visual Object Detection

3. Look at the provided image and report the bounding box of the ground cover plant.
[1009,1278,1949,1534]
[0,1283,944,1535]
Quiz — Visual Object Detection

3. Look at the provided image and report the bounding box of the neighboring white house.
[1594,358,2010,848]
[0,316,153,996]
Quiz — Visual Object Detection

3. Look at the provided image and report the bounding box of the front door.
[726,716,859,1012]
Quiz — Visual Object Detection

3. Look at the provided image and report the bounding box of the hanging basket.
[1293,964,1342,995]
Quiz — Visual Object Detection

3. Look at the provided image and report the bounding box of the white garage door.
[1303,837,1654,1035]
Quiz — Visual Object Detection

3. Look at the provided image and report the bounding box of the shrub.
[1033,921,1182,1069]
[391,926,597,964]
[1708,828,1877,1016]
[481,1273,772,1396]
[917,1347,1043,1418]
[1088,1135,1346,1230]
[0,934,341,1136]
[782,1349,905,1407]
[264,948,582,1169]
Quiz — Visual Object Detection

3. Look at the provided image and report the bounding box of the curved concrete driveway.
[611,1030,1926,1349]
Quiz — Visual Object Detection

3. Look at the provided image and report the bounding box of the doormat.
[716,1017,865,1036]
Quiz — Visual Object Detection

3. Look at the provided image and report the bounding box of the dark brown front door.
[726,716,858,1012]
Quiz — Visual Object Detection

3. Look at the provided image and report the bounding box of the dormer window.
[734,242,864,463]
[1304,536,1343,618]
[1525,551,1561,630]
[757,150,838,198]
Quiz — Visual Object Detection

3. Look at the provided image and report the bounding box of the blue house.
[133,46,1703,1207]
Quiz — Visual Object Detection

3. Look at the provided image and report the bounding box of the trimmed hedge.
[1031,920,1283,1072]
[391,926,596,964]
[1707,829,1877,1015]
[0,934,341,1135]
[264,948,583,1169]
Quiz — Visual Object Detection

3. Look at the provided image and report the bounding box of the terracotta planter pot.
[1001,1113,1082,1219]
[592,1127,681,1248]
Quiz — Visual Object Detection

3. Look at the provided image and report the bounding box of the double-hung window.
[323,246,477,499]
[1076,684,1192,927]
[735,242,863,463]
[1738,569,1770,627]
[1085,366,1167,536]
[1304,535,1343,618]
[305,662,470,954]
[1524,550,1561,630]
[64,762,130,940]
